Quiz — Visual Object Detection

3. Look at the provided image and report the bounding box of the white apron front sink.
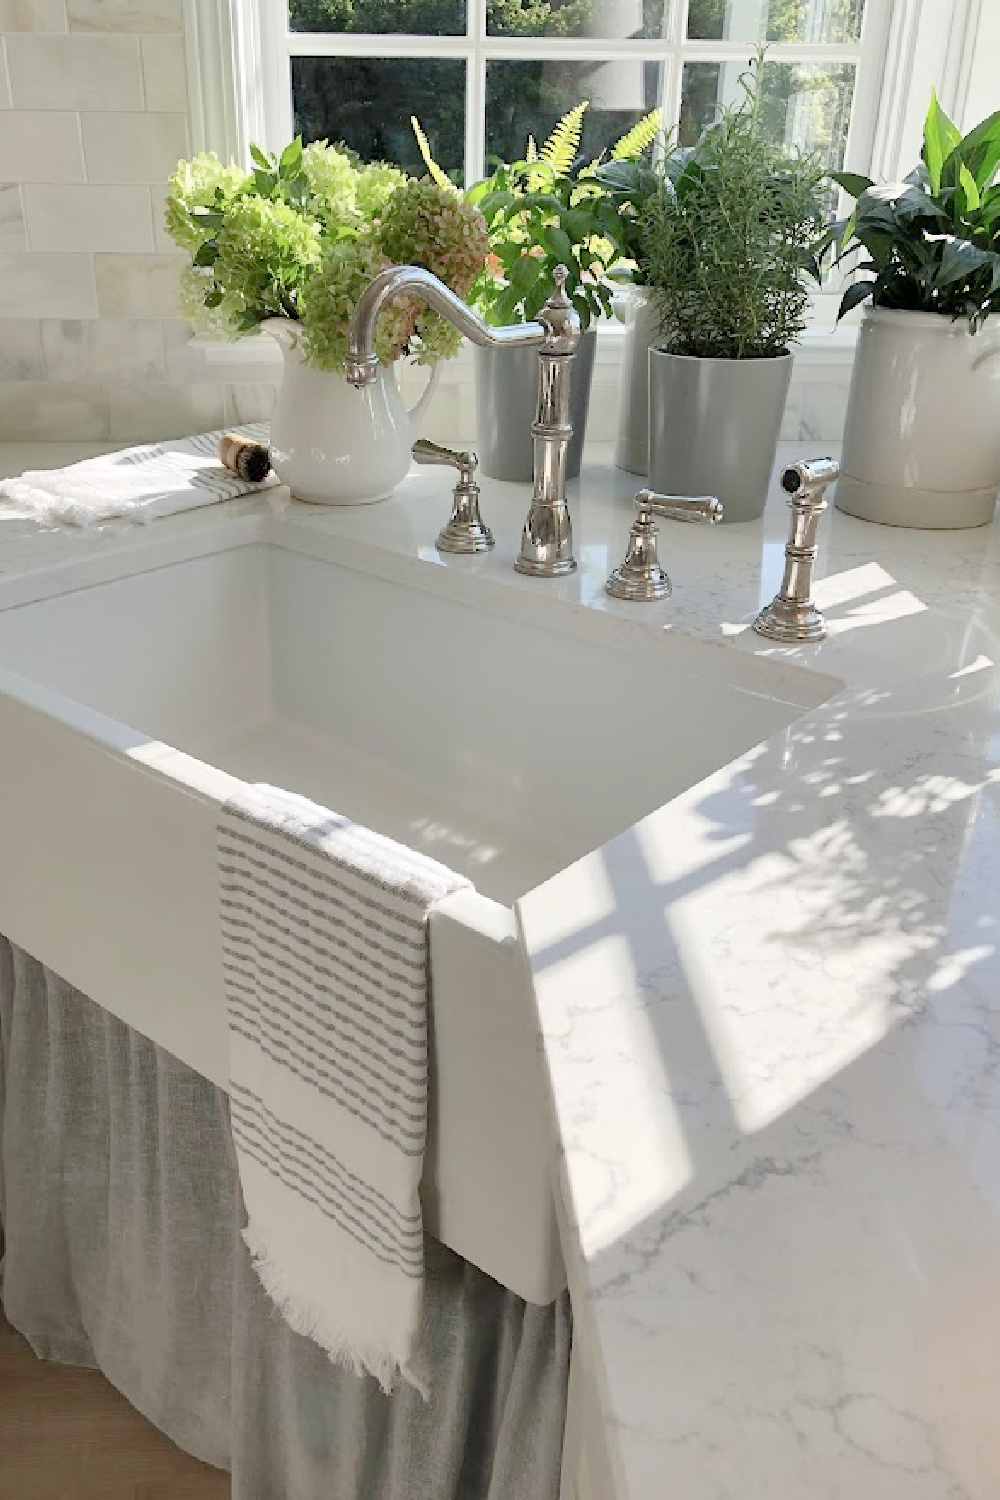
[0,519,834,1301]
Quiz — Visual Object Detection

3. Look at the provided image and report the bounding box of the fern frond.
[410,116,456,192]
[525,135,538,162]
[611,109,662,161]
[541,102,588,175]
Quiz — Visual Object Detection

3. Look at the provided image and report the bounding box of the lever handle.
[635,489,723,524]
[412,439,478,483]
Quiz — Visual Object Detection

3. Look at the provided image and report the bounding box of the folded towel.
[0,424,276,528]
[217,784,470,1395]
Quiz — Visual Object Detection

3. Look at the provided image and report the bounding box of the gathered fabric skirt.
[0,937,571,1500]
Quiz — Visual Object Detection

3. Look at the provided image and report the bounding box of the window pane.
[487,0,669,40]
[486,60,662,169]
[289,0,465,36]
[680,60,856,170]
[292,57,465,177]
[687,0,864,43]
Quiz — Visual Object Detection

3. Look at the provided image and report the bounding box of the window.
[248,0,893,190]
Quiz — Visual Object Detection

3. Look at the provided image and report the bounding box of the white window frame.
[179,0,991,376]
[192,0,900,185]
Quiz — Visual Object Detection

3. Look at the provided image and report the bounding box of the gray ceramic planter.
[474,329,597,483]
[648,347,793,523]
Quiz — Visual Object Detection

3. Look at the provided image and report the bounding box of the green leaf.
[193,241,218,266]
[203,289,223,308]
[278,138,303,177]
[922,88,961,194]
[935,236,997,286]
[410,116,456,193]
[253,168,277,197]
[944,109,1000,192]
[837,279,876,320]
[540,101,588,176]
[609,108,662,162]
[958,160,982,212]
[508,252,544,291]
[562,207,597,245]
[249,143,273,171]
[542,225,574,263]
[830,171,874,201]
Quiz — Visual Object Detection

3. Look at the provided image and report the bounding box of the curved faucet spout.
[345,265,549,387]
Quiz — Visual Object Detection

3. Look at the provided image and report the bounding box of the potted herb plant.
[166,139,489,505]
[639,60,826,521]
[462,105,658,482]
[829,92,1000,528]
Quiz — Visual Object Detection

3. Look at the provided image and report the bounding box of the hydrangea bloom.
[165,153,251,254]
[166,141,490,374]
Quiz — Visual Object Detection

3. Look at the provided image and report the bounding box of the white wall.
[0,0,272,441]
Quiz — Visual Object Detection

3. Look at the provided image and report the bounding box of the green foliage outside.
[828,91,1000,332]
[639,57,828,359]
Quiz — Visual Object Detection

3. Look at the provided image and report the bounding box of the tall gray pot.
[474,329,597,483]
[648,347,793,523]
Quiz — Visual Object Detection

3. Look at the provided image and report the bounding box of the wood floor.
[0,1307,231,1500]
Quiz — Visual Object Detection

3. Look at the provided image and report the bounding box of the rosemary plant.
[639,59,827,360]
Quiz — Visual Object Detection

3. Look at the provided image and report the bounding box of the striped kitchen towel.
[0,424,276,528]
[216,784,470,1395]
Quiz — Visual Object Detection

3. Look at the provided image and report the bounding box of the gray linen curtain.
[0,938,570,1500]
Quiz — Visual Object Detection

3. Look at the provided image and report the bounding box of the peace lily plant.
[826,92,1000,528]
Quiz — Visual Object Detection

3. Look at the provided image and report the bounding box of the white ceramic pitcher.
[263,319,440,505]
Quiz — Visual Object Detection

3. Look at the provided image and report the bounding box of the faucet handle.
[411,440,493,556]
[635,489,724,525]
[412,439,478,485]
[607,488,724,602]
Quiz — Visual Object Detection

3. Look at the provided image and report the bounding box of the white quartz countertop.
[3,441,1000,1498]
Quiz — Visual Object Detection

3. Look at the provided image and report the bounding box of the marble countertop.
[3,441,1000,1497]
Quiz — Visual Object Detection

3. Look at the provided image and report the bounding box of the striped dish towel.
[0,424,275,528]
[217,784,470,1394]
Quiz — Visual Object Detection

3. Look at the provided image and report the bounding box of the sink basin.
[0,518,833,1300]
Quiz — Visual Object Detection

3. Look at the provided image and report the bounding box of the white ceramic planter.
[648,347,793,523]
[263,319,439,505]
[613,285,658,475]
[837,306,1000,528]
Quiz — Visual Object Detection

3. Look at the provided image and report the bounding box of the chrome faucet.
[346,264,581,577]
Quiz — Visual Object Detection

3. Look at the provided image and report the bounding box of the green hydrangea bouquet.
[165,138,491,372]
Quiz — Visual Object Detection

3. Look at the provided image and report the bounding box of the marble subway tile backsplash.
[0,182,26,247]
[7,31,144,109]
[81,110,188,183]
[140,32,184,111]
[0,111,85,181]
[0,0,67,30]
[41,316,164,379]
[67,0,182,33]
[0,378,109,439]
[23,183,155,251]
[0,250,97,317]
[0,317,44,378]
[106,380,226,441]
[94,251,181,318]
[0,1,286,444]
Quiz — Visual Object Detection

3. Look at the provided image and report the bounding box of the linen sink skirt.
[0,937,571,1500]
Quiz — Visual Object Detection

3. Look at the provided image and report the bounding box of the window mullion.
[666,0,690,135]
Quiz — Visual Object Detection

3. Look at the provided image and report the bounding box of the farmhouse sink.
[0,520,834,1302]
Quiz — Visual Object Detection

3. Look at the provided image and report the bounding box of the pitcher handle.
[407,361,443,430]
